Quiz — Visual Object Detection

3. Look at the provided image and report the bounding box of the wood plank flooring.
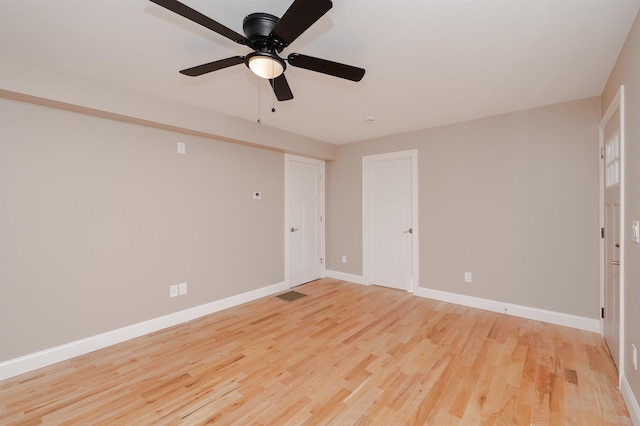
[0,279,631,425]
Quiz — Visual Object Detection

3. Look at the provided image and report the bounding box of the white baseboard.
[0,281,288,381]
[324,270,366,285]
[621,374,640,426]
[415,286,600,333]
[322,275,598,332]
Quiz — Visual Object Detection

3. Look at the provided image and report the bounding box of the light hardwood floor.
[0,279,631,425]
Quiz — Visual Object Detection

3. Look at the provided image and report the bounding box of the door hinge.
[320,258,323,264]
[600,147,605,160]
[601,227,605,239]
[320,215,323,222]
[601,307,605,319]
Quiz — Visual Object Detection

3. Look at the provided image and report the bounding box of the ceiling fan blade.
[287,53,365,82]
[270,0,333,46]
[149,0,246,45]
[179,56,245,76]
[269,75,294,101]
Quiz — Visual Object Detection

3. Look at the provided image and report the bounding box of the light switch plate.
[177,142,186,154]
[632,220,640,243]
[253,192,262,200]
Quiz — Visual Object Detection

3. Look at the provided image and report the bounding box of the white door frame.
[363,149,419,291]
[599,85,625,382]
[284,154,325,287]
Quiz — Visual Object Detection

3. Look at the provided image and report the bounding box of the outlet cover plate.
[179,282,187,295]
[169,285,178,297]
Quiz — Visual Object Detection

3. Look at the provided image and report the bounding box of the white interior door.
[286,155,324,287]
[364,151,418,291]
[602,104,622,371]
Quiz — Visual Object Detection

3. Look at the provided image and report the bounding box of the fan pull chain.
[271,62,276,114]
[257,77,276,124]
[257,77,262,124]
[271,85,276,114]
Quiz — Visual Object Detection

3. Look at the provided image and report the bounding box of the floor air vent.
[276,291,307,302]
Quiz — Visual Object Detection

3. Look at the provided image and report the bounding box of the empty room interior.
[2,0,640,424]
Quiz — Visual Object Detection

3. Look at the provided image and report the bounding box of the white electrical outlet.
[179,282,187,295]
[633,344,638,370]
[465,272,472,283]
[169,284,178,297]
[177,142,186,154]
[342,255,347,263]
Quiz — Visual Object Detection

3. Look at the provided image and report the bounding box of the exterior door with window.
[601,91,623,372]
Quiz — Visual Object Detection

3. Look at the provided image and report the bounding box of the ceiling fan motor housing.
[243,13,285,52]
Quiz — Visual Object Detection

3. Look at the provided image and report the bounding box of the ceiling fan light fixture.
[246,52,285,79]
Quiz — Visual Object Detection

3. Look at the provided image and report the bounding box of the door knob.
[403,228,413,234]
[290,227,299,232]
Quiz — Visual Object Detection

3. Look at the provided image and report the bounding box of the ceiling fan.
[149,0,366,101]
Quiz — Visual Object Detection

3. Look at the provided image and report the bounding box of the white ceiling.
[1,0,639,145]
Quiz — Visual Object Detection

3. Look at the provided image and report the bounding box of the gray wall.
[602,7,640,411]
[1,94,604,365]
[327,98,601,318]
[0,99,284,361]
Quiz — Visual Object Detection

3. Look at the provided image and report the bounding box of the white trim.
[0,281,288,381]
[362,149,419,291]
[621,374,640,426]
[598,105,605,336]
[284,154,326,287]
[415,286,600,333]
[620,85,626,386]
[324,269,367,285]
[599,85,626,383]
[602,86,624,126]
